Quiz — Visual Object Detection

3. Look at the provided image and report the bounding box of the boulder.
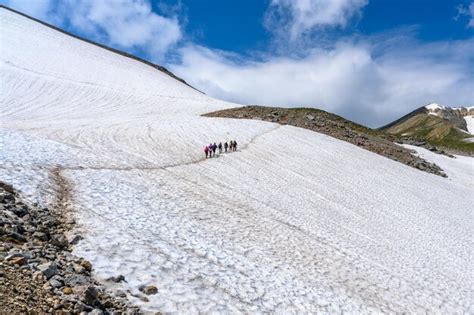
[106,275,125,283]
[0,182,15,193]
[63,287,73,294]
[9,255,27,265]
[143,285,158,295]
[70,235,83,245]
[37,262,58,279]
[51,234,68,249]
[65,274,89,286]
[49,279,63,289]
[32,231,49,241]
[77,285,99,306]
[80,259,92,271]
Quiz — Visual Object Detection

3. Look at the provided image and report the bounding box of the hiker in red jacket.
[204,145,209,158]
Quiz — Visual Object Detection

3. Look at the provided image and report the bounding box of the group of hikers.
[204,140,238,158]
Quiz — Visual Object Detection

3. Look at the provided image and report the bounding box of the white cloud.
[456,2,474,28]
[62,0,181,58]
[265,0,368,42]
[171,37,474,127]
[2,0,182,60]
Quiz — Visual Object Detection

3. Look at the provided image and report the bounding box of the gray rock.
[89,309,104,315]
[5,252,24,261]
[32,231,49,241]
[7,232,26,242]
[106,275,125,283]
[74,301,93,313]
[143,285,158,295]
[49,279,63,288]
[79,285,99,306]
[51,234,68,248]
[51,274,64,283]
[65,274,89,286]
[70,234,84,245]
[37,261,58,279]
[0,182,14,193]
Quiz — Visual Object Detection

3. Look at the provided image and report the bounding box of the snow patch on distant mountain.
[425,103,446,112]
[464,116,474,134]
[425,103,474,117]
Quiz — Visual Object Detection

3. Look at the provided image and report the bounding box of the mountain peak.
[424,103,474,116]
[382,103,474,155]
[425,103,446,111]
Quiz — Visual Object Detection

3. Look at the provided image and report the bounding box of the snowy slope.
[465,116,474,134]
[1,7,473,314]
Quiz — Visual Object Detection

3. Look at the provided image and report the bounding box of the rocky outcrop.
[0,182,140,314]
[204,106,447,177]
[424,104,474,131]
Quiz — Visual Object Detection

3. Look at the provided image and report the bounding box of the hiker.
[224,142,228,152]
[208,143,213,157]
[204,145,209,159]
[218,142,223,154]
[233,140,238,151]
[212,142,217,157]
[229,141,233,152]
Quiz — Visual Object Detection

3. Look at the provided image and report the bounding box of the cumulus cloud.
[61,0,181,59]
[2,0,182,60]
[456,2,474,28]
[171,37,474,127]
[264,0,368,43]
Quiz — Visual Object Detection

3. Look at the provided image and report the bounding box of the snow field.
[65,126,472,313]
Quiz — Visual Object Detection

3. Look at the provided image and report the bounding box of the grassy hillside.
[382,113,474,155]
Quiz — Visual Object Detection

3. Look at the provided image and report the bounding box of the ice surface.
[1,7,473,313]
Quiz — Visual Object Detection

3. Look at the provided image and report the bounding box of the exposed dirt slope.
[204,106,447,177]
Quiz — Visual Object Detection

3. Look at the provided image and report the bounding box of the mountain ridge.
[380,103,474,155]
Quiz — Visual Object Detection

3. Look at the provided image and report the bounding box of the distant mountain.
[380,103,474,155]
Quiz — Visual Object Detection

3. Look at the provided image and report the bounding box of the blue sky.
[2,0,474,126]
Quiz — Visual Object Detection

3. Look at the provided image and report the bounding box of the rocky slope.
[204,105,447,177]
[380,103,474,155]
[0,182,140,314]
